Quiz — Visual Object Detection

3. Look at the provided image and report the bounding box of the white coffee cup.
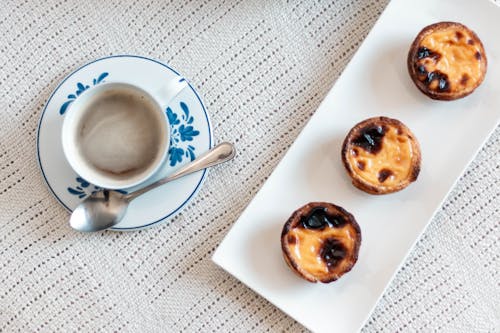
[62,80,186,189]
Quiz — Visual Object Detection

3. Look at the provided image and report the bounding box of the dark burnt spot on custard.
[300,207,346,230]
[460,74,469,85]
[417,47,431,59]
[377,169,393,183]
[414,47,450,92]
[356,161,365,171]
[416,47,441,62]
[475,51,482,60]
[421,70,450,92]
[438,76,449,91]
[467,39,474,45]
[417,65,427,75]
[287,235,296,245]
[352,124,387,154]
[320,238,347,270]
[351,148,358,157]
[455,31,464,40]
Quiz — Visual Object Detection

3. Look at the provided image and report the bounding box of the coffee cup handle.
[155,77,188,108]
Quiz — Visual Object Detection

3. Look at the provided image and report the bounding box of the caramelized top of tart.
[408,22,487,100]
[342,117,421,194]
[281,202,361,283]
[347,124,413,188]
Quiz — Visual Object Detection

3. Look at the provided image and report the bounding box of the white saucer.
[37,55,212,230]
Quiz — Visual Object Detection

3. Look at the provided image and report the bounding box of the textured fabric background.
[0,0,498,332]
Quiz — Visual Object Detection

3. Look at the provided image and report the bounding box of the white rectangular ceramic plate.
[213,0,500,331]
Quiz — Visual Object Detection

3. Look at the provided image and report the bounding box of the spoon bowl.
[70,190,129,232]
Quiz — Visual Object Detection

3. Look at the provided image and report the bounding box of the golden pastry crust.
[281,202,361,283]
[341,117,421,195]
[408,21,487,100]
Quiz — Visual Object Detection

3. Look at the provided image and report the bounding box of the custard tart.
[342,117,421,195]
[408,21,487,100]
[281,202,361,283]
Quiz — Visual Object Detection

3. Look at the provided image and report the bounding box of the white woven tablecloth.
[1,1,498,332]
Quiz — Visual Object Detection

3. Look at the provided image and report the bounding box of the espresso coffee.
[76,88,164,179]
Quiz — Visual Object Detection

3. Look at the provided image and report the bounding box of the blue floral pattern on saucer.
[167,102,200,167]
[59,72,108,115]
[67,177,98,199]
[67,176,127,198]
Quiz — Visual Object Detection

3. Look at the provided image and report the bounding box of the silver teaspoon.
[69,142,236,232]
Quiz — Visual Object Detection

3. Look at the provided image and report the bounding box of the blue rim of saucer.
[36,54,212,230]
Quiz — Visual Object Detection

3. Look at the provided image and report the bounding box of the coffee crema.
[77,89,163,179]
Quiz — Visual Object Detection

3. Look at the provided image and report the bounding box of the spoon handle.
[125,142,236,201]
